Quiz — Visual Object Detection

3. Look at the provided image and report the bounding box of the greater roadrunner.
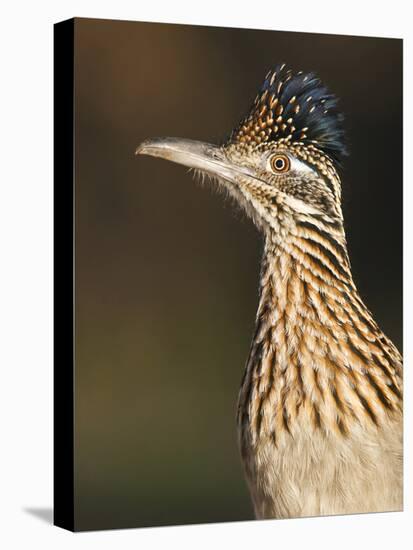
[136,64,403,519]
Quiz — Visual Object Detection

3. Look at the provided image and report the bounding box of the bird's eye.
[270,154,290,173]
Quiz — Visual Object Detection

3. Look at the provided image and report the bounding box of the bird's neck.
[238,220,402,446]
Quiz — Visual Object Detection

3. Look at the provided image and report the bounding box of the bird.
[136,63,403,520]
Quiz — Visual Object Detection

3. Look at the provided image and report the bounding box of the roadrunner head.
[136,64,347,238]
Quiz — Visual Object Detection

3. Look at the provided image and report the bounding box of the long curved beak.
[136,137,252,184]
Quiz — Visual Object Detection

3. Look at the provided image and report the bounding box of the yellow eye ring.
[270,154,290,173]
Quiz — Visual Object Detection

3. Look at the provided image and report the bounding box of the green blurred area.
[73,18,402,530]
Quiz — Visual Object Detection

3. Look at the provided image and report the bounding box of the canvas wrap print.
[54,17,403,531]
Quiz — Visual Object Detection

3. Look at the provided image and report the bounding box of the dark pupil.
[275,158,285,169]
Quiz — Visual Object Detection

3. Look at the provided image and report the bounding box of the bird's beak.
[136,137,253,185]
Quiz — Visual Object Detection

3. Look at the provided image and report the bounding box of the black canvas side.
[53,18,75,532]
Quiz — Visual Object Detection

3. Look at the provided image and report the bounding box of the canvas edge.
[53,17,75,533]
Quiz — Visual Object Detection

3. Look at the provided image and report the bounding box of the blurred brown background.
[73,18,402,531]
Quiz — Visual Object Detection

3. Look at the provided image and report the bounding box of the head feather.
[227,63,347,164]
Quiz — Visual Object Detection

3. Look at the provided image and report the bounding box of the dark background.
[74,18,402,531]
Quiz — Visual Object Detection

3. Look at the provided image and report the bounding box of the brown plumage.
[136,63,402,519]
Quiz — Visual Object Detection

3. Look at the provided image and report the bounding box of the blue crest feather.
[229,64,347,164]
